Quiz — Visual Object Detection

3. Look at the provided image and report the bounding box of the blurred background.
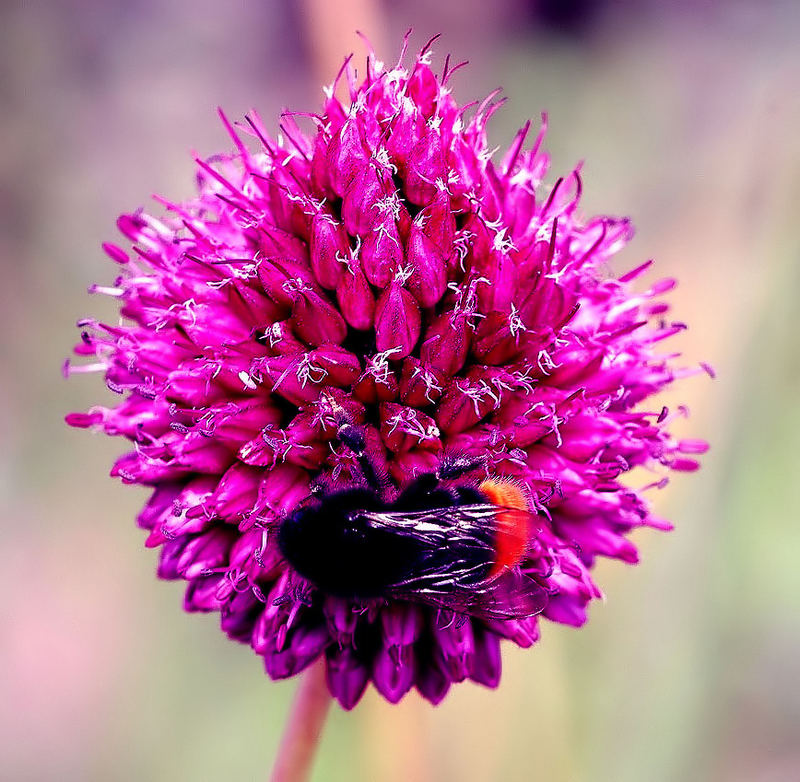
[1,1,798,780]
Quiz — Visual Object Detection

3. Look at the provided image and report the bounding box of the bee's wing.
[356,505,549,621]
[356,503,497,547]
[389,567,550,621]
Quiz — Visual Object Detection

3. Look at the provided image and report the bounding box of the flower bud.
[310,212,348,289]
[374,282,421,359]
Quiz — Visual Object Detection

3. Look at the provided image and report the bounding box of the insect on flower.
[278,418,549,619]
[66,34,709,709]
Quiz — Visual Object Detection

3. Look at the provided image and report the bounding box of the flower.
[66,37,708,709]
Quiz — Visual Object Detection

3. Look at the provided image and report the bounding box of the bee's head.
[276,489,383,592]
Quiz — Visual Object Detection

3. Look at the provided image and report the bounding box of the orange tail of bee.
[480,478,533,580]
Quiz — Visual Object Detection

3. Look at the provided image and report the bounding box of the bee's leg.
[335,421,385,492]
[437,452,487,481]
[335,421,366,454]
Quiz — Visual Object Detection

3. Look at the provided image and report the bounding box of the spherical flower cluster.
[66,41,707,709]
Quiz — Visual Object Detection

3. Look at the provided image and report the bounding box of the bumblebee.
[277,422,548,619]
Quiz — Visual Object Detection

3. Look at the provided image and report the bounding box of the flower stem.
[270,659,332,782]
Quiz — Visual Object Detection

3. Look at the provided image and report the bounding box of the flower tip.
[65,411,101,428]
[700,361,716,379]
[101,242,129,264]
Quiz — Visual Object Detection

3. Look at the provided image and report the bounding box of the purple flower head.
[66,38,708,710]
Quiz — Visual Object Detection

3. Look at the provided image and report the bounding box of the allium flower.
[66,39,707,710]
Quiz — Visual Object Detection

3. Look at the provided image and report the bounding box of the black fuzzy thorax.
[277,479,493,599]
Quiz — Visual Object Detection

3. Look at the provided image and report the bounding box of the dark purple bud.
[353,356,400,404]
[211,402,282,444]
[257,257,316,309]
[256,464,309,519]
[379,403,441,454]
[462,213,493,266]
[258,226,309,267]
[164,368,223,406]
[290,289,347,346]
[142,477,216,546]
[310,212,348,289]
[157,537,188,580]
[415,660,451,705]
[544,350,604,388]
[342,165,385,236]
[326,648,370,710]
[184,575,226,612]
[137,483,182,531]
[220,591,262,643]
[436,377,494,435]
[264,624,330,679]
[311,389,367,438]
[472,311,522,365]
[110,450,172,485]
[515,237,552,281]
[147,499,216,548]
[405,131,446,206]
[475,252,519,313]
[432,618,474,682]
[374,282,421,359]
[361,213,403,287]
[214,463,262,521]
[238,422,327,470]
[520,276,577,335]
[336,262,376,331]
[373,645,415,703]
[252,581,291,654]
[406,215,448,307]
[419,311,471,376]
[423,192,456,251]
[308,345,361,387]
[447,139,484,209]
[361,424,390,483]
[543,595,589,628]
[173,434,234,474]
[327,119,368,197]
[385,104,425,172]
[486,617,540,648]
[381,604,424,647]
[324,597,360,646]
[232,279,287,329]
[256,353,322,406]
[399,358,445,407]
[229,528,283,581]
[494,392,558,448]
[176,528,234,580]
[469,627,501,688]
[406,62,439,118]
[310,132,335,199]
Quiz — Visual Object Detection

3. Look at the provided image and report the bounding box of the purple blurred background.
[2,1,799,779]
